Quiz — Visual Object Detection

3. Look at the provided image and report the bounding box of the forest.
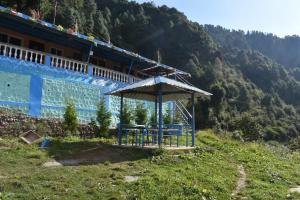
[1,0,300,147]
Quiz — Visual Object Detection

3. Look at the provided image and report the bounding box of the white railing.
[50,55,88,74]
[0,42,45,64]
[0,42,141,83]
[92,65,141,83]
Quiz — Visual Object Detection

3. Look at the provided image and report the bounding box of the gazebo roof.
[107,76,212,102]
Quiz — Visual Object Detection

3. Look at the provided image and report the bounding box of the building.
[0,6,192,127]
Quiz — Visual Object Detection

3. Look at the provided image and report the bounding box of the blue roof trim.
[0,6,190,76]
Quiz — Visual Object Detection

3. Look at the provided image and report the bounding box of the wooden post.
[158,89,163,147]
[191,93,195,147]
[118,93,124,145]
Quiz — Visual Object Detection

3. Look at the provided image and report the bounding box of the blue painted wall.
[0,56,172,126]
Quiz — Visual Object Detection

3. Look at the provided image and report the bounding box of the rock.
[43,160,63,167]
[289,186,300,193]
[124,176,140,182]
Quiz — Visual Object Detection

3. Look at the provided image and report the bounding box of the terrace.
[0,41,140,83]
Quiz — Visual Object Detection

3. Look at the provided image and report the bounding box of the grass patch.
[0,131,299,199]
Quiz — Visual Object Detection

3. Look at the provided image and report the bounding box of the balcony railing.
[0,42,140,83]
[0,42,45,64]
[50,55,88,74]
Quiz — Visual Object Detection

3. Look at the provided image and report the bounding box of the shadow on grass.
[45,139,154,166]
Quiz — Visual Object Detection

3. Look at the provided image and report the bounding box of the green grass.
[0,131,299,200]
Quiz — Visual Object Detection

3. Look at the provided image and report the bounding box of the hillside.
[1,0,300,146]
[0,131,300,199]
[204,25,300,70]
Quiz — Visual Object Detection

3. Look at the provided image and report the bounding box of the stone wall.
[0,109,97,137]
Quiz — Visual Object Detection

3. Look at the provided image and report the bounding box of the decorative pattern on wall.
[0,56,172,126]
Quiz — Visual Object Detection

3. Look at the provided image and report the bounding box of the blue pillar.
[88,64,93,76]
[158,89,163,147]
[45,54,51,66]
[28,76,43,117]
[191,93,196,147]
[118,93,124,145]
[155,96,158,127]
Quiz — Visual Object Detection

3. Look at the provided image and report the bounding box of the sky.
[131,0,300,37]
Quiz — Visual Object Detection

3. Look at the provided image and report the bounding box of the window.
[90,57,97,65]
[73,52,82,61]
[50,48,63,56]
[0,33,22,46]
[0,33,8,43]
[29,40,45,51]
[98,60,106,67]
[9,37,22,46]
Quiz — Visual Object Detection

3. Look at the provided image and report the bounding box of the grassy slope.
[0,131,299,200]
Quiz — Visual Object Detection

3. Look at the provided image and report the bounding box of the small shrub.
[103,160,111,166]
[151,148,166,156]
[289,136,300,151]
[231,130,244,142]
[63,100,78,135]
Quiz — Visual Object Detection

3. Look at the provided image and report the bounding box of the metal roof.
[0,6,190,77]
[107,76,212,102]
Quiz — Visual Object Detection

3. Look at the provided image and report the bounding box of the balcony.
[0,42,140,83]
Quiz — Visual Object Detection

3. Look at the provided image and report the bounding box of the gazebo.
[108,76,212,148]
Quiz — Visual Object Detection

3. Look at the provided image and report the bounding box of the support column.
[118,93,124,145]
[158,89,163,147]
[155,96,158,126]
[191,93,196,147]
[45,54,51,66]
[88,64,93,76]
[28,75,43,117]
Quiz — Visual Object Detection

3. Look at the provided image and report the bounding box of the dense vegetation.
[0,131,300,199]
[1,0,300,146]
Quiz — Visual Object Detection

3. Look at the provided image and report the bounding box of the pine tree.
[96,97,111,137]
[135,102,147,125]
[63,100,78,134]
[120,102,133,125]
[149,111,157,127]
[163,108,172,125]
[83,0,96,34]
[94,10,110,42]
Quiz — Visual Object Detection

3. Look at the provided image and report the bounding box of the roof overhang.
[0,6,191,77]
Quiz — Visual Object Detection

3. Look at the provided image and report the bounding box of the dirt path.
[232,165,247,198]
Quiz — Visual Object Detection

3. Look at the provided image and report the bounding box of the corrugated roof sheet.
[107,76,212,102]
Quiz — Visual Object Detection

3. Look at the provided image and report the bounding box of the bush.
[289,136,300,151]
[63,100,78,135]
[237,114,262,141]
[96,97,111,137]
[135,103,148,125]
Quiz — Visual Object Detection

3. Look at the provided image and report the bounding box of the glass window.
[51,48,62,56]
